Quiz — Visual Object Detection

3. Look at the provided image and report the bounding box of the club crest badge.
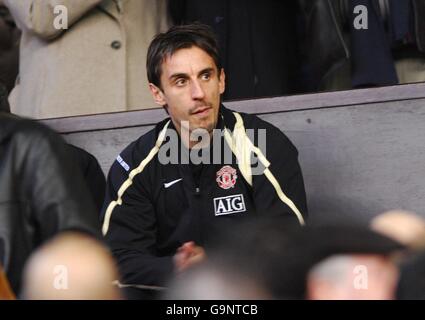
[216,165,237,190]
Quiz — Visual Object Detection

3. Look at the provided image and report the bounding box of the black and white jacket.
[102,105,308,287]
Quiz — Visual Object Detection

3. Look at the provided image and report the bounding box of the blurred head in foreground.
[164,261,272,300]
[370,210,425,250]
[22,232,121,300]
[286,226,405,300]
[307,253,399,300]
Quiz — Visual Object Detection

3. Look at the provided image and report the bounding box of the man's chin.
[191,120,216,132]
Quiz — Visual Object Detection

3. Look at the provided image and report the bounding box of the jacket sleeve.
[66,144,106,214]
[3,0,102,40]
[102,147,174,287]
[252,122,308,225]
[20,122,101,240]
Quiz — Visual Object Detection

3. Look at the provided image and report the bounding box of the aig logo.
[214,194,246,216]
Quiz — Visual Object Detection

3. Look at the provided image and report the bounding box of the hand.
[173,241,206,273]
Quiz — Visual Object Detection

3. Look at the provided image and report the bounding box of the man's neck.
[179,128,212,150]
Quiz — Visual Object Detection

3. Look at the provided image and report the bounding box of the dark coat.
[0,113,101,294]
[298,0,425,90]
[0,3,19,94]
[170,0,301,100]
[67,144,106,214]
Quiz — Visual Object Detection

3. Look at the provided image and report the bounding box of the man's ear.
[219,69,226,95]
[149,83,167,106]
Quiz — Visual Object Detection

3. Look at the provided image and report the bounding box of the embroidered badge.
[216,165,237,189]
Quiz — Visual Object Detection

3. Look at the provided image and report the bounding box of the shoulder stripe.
[102,121,171,235]
[263,168,306,226]
[224,112,305,226]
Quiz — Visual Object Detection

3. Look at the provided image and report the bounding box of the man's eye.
[175,79,187,86]
[201,73,211,80]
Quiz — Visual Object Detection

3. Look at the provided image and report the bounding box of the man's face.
[150,46,225,139]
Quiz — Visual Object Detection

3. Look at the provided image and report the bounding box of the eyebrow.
[199,68,215,76]
[169,73,188,82]
[169,68,215,82]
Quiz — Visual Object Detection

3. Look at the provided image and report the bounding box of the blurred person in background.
[0,0,19,94]
[3,0,169,119]
[298,0,425,92]
[170,0,301,100]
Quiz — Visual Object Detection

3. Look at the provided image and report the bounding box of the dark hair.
[146,23,222,88]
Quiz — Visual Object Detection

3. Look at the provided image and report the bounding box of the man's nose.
[191,80,206,100]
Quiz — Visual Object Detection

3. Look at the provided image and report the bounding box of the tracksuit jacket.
[102,105,308,287]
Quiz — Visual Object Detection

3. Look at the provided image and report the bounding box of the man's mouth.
[191,106,212,116]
